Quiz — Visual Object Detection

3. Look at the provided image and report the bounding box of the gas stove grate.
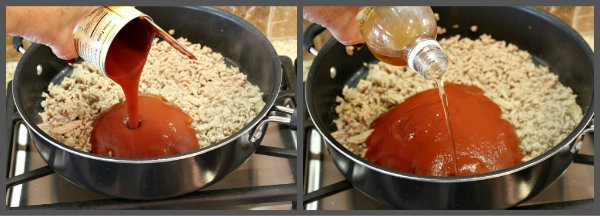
[6,146,296,210]
[303,156,594,210]
[303,112,594,210]
[8,183,296,210]
[5,103,297,210]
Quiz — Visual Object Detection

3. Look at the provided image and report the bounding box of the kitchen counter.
[271,38,297,61]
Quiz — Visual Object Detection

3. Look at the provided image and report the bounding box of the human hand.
[303,6,366,45]
[6,6,100,60]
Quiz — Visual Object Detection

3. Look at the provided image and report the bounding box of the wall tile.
[539,6,575,26]
[268,6,297,39]
[215,6,297,39]
[215,6,270,37]
[574,6,594,33]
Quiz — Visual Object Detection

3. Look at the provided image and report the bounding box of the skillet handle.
[12,36,26,54]
[570,119,594,153]
[249,106,296,142]
[571,120,594,165]
[289,109,298,130]
[303,23,326,56]
[278,56,296,99]
[249,55,297,142]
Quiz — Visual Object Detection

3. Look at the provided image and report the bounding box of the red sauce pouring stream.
[90,17,199,158]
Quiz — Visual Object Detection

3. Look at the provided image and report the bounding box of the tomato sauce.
[365,83,523,176]
[91,94,199,158]
[90,17,199,158]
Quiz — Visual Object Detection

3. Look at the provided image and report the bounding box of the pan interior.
[314,6,593,133]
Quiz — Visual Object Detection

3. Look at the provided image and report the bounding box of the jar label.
[73,6,151,73]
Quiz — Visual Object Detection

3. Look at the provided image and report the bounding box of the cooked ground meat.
[38,38,265,153]
[437,26,447,35]
[332,34,582,162]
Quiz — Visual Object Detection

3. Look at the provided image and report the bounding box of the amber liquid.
[361,11,457,173]
[358,6,436,67]
[369,41,461,175]
[359,7,465,174]
[435,78,458,174]
[370,51,408,66]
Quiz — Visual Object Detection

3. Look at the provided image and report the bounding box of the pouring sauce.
[91,94,199,158]
[90,17,199,158]
[365,83,523,176]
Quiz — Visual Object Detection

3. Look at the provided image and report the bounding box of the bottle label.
[73,6,152,74]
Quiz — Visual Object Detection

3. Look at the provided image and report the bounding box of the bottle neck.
[408,39,448,79]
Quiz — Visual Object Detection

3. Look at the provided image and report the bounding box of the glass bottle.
[357,6,448,79]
